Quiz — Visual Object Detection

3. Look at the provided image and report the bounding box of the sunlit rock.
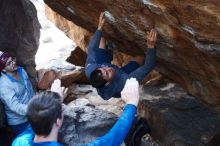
[44,0,220,113]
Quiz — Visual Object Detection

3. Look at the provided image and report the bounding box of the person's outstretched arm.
[87,104,136,146]
[86,78,140,146]
[85,12,105,66]
[128,29,157,81]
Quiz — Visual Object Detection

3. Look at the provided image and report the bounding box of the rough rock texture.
[45,5,137,68]
[0,0,41,89]
[138,79,220,146]
[66,46,87,66]
[63,84,124,115]
[45,4,91,52]
[44,0,220,113]
[62,84,161,145]
[59,104,117,145]
[61,67,89,87]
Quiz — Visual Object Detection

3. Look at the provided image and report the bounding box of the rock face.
[61,67,89,87]
[66,46,88,66]
[59,104,117,145]
[138,79,220,146]
[45,5,138,68]
[44,0,220,113]
[0,0,41,89]
[63,84,124,115]
[45,4,91,53]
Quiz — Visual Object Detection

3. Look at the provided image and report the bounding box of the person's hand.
[121,78,140,107]
[146,29,157,48]
[98,12,105,30]
[50,79,65,102]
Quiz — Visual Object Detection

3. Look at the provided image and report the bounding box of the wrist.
[97,26,102,30]
[125,101,138,107]
[147,45,154,48]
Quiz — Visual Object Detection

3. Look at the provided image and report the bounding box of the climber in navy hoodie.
[85,12,157,100]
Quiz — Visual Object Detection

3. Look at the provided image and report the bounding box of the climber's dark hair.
[90,69,107,88]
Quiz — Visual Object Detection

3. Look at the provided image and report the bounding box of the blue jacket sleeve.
[86,104,137,146]
[85,30,102,66]
[128,48,156,81]
[12,125,34,146]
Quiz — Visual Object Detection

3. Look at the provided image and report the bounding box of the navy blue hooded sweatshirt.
[85,30,156,100]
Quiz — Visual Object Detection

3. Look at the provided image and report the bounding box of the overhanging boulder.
[44,0,220,113]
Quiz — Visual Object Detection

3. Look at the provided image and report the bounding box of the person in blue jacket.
[12,78,140,146]
[0,51,35,135]
[85,12,157,100]
[0,51,60,136]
